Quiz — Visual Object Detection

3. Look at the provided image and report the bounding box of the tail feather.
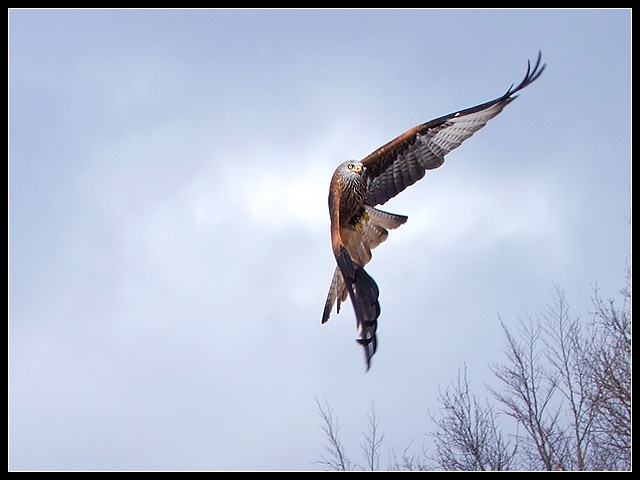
[335,247,381,371]
[322,266,347,324]
[347,266,380,370]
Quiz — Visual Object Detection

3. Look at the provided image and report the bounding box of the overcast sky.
[9,9,630,471]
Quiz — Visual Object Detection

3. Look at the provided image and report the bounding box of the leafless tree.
[584,264,631,469]
[314,397,430,471]
[313,395,353,471]
[429,365,518,470]
[488,278,631,470]
[387,440,431,471]
[489,317,556,469]
[360,403,385,470]
[542,286,602,470]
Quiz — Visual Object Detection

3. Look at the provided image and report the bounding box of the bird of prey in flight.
[322,52,546,370]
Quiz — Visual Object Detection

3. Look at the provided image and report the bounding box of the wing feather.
[363,52,545,207]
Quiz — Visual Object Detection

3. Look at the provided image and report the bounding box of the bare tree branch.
[490,316,566,470]
[585,263,631,469]
[313,395,353,471]
[429,365,517,471]
[388,440,431,471]
[360,402,385,471]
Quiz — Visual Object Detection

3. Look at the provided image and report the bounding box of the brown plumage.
[323,52,546,370]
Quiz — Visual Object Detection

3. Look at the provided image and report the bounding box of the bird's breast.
[337,175,367,227]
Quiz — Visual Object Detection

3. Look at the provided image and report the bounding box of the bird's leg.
[350,208,371,232]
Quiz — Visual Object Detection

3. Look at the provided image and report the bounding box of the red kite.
[322,52,546,370]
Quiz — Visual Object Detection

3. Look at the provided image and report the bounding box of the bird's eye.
[347,163,355,170]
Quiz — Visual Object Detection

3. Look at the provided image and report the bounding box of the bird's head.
[339,160,364,176]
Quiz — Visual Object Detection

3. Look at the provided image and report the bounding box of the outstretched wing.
[363,52,546,207]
